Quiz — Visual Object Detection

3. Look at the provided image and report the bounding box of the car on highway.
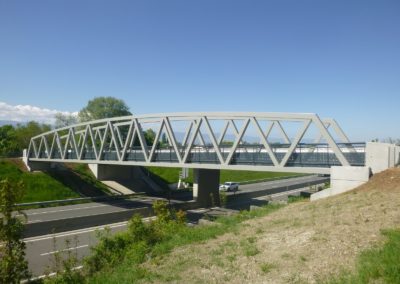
[219,182,239,192]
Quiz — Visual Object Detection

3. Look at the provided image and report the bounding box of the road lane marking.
[27,220,42,223]
[40,244,89,256]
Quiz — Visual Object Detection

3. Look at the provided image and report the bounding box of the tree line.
[0,122,51,157]
[0,97,132,157]
[0,97,173,158]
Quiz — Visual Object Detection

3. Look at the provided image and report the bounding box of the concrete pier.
[193,169,220,207]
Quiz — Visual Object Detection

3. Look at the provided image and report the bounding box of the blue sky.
[0,0,399,141]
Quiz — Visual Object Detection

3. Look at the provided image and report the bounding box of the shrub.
[175,210,187,224]
[0,179,30,283]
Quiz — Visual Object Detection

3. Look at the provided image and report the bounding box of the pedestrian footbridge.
[25,112,365,175]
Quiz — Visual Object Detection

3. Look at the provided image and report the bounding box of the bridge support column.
[193,169,220,208]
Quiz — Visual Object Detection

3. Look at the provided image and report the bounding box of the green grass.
[146,166,304,186]
[288,195,308,203]
[260,262,276,274]
[0,160,80,203]
[145,167,182,185]
[325,229,400,284]
[67,163,112,194]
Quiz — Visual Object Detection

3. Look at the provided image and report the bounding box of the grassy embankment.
[45,168,400,283]
[146,166,305,188]
[0,159,110,203]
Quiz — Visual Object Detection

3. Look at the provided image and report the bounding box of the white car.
[219,182,239,192]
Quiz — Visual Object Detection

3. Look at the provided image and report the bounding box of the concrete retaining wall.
[24,206,152,238]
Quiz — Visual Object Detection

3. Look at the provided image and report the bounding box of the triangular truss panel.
[147,118,180,163]
[26,113,365,173]
[121,119,148,162]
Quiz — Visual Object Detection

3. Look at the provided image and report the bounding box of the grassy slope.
[0,160,80,202]
[146,166,303,185]
[0,159,110,203]
[85,168,400,283]
[63,163,112,195]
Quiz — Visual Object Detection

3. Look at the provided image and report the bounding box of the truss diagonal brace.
[202,117,225,164]
[312,115,350,166]
[280,120,311,167]
[225,118,250,165]
[252,118,280,166]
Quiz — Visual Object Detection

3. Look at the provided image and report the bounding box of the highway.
[23,175,328,277]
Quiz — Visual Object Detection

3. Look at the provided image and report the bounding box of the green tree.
[144,129,156,146]
[14,121,51,151]
[0,125,19,157]
[78,97,132,122]
[54,112,78,129]
[0,122,50,157]
[161,133,168,146]
[0,179,30,283]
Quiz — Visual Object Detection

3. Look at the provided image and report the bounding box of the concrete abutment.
[311,142,400,201]
[88,164,141,180]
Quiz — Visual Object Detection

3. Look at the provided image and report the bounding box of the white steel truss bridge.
[26,112,365,174]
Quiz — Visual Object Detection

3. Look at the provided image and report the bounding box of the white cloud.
[0,101,78,124]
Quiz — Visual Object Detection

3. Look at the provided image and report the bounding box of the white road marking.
[27,220,42,223]
[40,244,89,256]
